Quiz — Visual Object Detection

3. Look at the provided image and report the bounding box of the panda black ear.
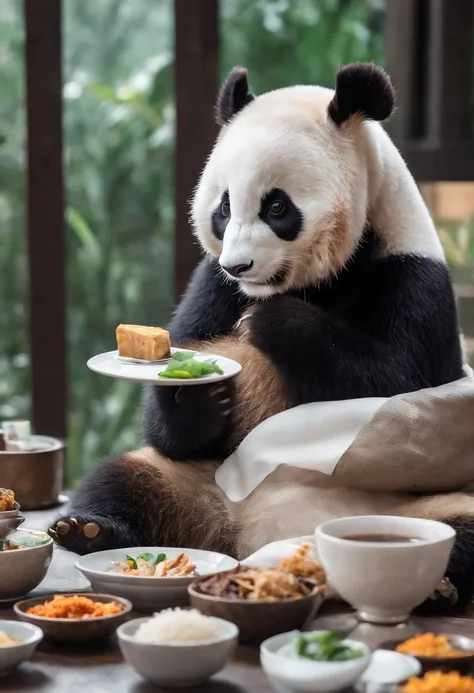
[216,66,255,125]
[328,62,395,126]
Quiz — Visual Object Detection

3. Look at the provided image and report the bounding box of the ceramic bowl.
[117,616,238,687]
[0,502,24,539]
[188,575,325,645]
[0,620,43,675]
[315,516,455,624]
[75,547,238,612]
[14,592,132,642]
[260,631,371,693]
[0,530,53,600]
[382,634,474,671]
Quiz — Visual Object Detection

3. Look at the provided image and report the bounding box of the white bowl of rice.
[117,608,238,687]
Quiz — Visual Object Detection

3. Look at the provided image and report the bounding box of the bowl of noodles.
[188,544,326,644]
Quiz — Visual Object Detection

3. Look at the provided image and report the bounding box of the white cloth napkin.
[216,397,387,502]
[242,535,315,566]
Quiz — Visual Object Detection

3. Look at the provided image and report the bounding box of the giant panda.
[49,63,474,613]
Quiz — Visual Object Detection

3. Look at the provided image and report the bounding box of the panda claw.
[56,521,70,536]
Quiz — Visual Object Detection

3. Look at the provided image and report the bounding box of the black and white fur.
[50,63,473,614]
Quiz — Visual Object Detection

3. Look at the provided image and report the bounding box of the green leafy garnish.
[137,552,155,563]
[153,553,167,566]
[158,352,223,380]
[126,554,137,569]
[291,631,364,662]
[171,351,196,362]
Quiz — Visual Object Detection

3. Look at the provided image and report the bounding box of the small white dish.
[0,620,43,674]
[87,349,242,386]
[260,631,371,693]
[360,649,421,687]
[76,547,238,612]
[117,616,238,687]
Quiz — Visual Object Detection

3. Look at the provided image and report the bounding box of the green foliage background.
[0,0,471,484]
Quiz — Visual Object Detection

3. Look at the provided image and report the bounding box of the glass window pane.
[0,1,29,423]
[63,0,174,482]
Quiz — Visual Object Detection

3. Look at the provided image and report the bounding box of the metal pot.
[0,436,64,510]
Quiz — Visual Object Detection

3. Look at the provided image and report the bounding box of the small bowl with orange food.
[385,632,474,672]
[400,670,474,692]
[14,592,132,643]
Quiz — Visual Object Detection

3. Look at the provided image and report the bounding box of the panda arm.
[142,256,248,460]
[168,255,249,342]
[248,256,463,404]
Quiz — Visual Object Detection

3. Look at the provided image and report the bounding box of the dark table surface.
[2,505,474,693]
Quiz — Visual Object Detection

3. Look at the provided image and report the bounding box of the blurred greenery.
[0,0,472,485]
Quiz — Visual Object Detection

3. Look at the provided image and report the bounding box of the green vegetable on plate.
[158,350,223,380]
[125,552,167,569]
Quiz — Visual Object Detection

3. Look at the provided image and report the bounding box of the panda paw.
[48,514,120,555]
[144,381,236,459]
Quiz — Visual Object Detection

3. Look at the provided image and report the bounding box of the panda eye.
[269,200,286,217]
[221,200,230,217]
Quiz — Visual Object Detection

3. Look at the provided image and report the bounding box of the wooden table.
[2,506,474,692]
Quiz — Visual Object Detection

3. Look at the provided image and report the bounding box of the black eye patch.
[211,191,230,241]
[259,189,303,241]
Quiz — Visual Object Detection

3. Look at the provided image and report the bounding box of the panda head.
[191,63,395,298]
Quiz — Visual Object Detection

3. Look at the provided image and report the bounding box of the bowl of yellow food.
[0,620,43,674]
[386,632,474,670]
[400,670,474,692]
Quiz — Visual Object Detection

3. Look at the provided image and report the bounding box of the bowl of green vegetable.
[260,630,371,693]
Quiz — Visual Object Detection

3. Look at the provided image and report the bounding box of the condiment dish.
[0,530,52,600]
[0,620,43,674]
[189,574,325,645]
[14,592,132,642]
[382,634,474,671]
[260,631,371,693]
[117,615,238,687]
[75,547,238,611]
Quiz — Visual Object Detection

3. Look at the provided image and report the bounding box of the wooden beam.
[24,0,67,441]
[398,144,474,182]
[386,0,420,141]
[174,0,219,301]
[426,0,473,142]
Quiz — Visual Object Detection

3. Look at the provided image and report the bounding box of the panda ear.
[216,67,255,125]
[328,62,395,126]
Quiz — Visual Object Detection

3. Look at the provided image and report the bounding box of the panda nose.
[222,261,254,278]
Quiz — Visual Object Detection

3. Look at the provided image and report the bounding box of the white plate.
[87,350,242,386]
[75,547,238,612]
